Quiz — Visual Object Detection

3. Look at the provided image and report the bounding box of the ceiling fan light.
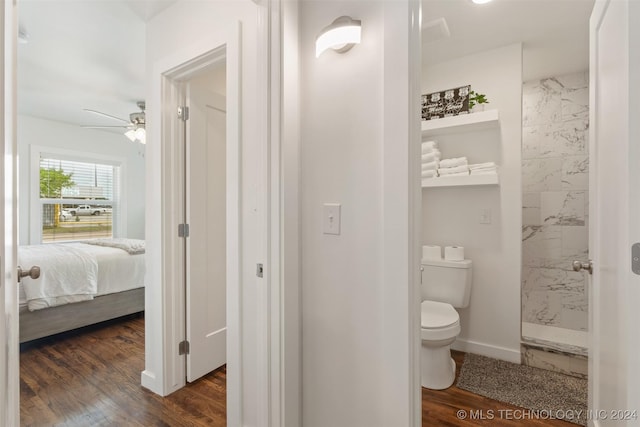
[135,128,146,144]
[125,129,137,142]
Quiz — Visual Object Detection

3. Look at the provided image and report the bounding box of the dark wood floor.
[20,315,226,427]
[21,316,577,426]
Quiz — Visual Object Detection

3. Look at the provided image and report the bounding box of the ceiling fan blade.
[81,125,131,129]
[83,109,131,124]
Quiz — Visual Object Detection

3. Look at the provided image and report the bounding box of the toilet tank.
[421,259,473,308]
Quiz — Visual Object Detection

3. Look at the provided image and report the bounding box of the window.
[34,149,123,243]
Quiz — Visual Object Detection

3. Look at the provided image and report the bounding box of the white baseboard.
[451,338,521,364]
[141,370,163,395]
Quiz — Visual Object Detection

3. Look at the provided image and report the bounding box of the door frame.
[1,0,19,424]
[144,21,242,423]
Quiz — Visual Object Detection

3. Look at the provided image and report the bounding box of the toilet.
[420,258,472,390]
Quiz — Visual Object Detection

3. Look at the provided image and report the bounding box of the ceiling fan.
[81,101,146,144]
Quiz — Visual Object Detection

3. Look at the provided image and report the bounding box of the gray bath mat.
[457,353,587,426]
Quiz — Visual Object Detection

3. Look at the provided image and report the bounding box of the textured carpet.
[457,353,587,426]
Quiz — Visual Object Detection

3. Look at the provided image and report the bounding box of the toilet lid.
[421,300,459,329]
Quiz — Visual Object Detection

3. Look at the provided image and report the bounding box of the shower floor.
[522,322,587,356]
[521,322,588,379]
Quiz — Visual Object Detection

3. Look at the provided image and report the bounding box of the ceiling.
[18,0,594,130]
[17,1,175,131]
[423,0,595,81]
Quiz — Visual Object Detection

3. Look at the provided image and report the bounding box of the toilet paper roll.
[444,246,465,261]
[422,245,442,260]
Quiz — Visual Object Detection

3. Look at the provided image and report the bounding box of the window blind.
[39,155,121,243]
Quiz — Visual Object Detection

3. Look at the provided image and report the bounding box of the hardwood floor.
[21,316,578,426]
[20,315,226,427]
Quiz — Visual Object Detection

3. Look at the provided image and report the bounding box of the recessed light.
[472,0,493,4]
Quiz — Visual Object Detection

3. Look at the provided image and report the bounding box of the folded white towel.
[422,141,437,151]
[470,168,497,174]
[469,162,497,170]
[438,165,469,175]
[470,169,498,176]
[421,153,440,164]
[421,151,441,164]
[421,160,439,171]
[470,166,497,173]
[439,157,468,168]
[439,171,469,177]
[421,169,437,178]
[422,144,439,154]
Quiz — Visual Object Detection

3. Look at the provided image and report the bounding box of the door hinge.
[178,223,190,238]
[633,243,640,275]
[178,340,190,355]
[177,106,190,121]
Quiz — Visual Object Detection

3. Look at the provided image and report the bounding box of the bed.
[18,239,145,343]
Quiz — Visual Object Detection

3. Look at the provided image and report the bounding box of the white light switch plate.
[479,208,492,224]
[323,203,341,235]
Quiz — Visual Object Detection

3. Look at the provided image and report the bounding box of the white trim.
[408,2,422,425]
[145,25,243,427]
[280,0,302,425]
[259,2,303,424]
[29,145,127,244]
[2,0,19,424]
[588,2,606,422]
[256,1,272,424]
[451,338,522,364]
[225,23,243,427]
[383,1,422,426]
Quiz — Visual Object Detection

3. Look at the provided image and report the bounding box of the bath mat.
[456,353,587,426]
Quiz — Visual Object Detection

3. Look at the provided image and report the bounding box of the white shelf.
[422,173,499,188]
[421,109,499,137]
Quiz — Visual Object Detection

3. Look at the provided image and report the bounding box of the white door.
[588,1,640,424]
[185,75,227,382]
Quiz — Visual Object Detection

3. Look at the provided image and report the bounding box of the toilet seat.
[421,300,459,329]
[421,300,460,341]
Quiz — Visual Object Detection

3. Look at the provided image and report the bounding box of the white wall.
[421,44,523,362]
[145,2,261,425]
[299,1,418,425]
[17,114,146,244]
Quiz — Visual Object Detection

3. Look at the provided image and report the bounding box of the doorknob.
[17,265,41,282]
[572,260,593,275]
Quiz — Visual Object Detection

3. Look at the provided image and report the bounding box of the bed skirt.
[19,287,144,343]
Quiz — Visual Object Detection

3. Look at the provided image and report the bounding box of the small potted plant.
[469,90,489,112]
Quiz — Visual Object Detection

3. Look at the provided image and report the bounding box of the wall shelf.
[421,109,500,138]
[422,173,499,188]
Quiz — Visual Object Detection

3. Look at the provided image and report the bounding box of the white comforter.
[19,244,98,311]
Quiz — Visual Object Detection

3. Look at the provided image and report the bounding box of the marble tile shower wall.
[521,71,589,332]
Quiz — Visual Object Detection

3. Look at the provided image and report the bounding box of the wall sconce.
[315,16,362,58]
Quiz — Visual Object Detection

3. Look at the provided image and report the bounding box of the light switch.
[323,203,341,235]
[479,208,492,224]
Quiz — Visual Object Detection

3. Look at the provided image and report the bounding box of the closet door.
[185,76,227,383]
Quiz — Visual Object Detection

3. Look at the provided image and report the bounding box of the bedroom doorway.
[155,36,241,400]
[16,1,149,423]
